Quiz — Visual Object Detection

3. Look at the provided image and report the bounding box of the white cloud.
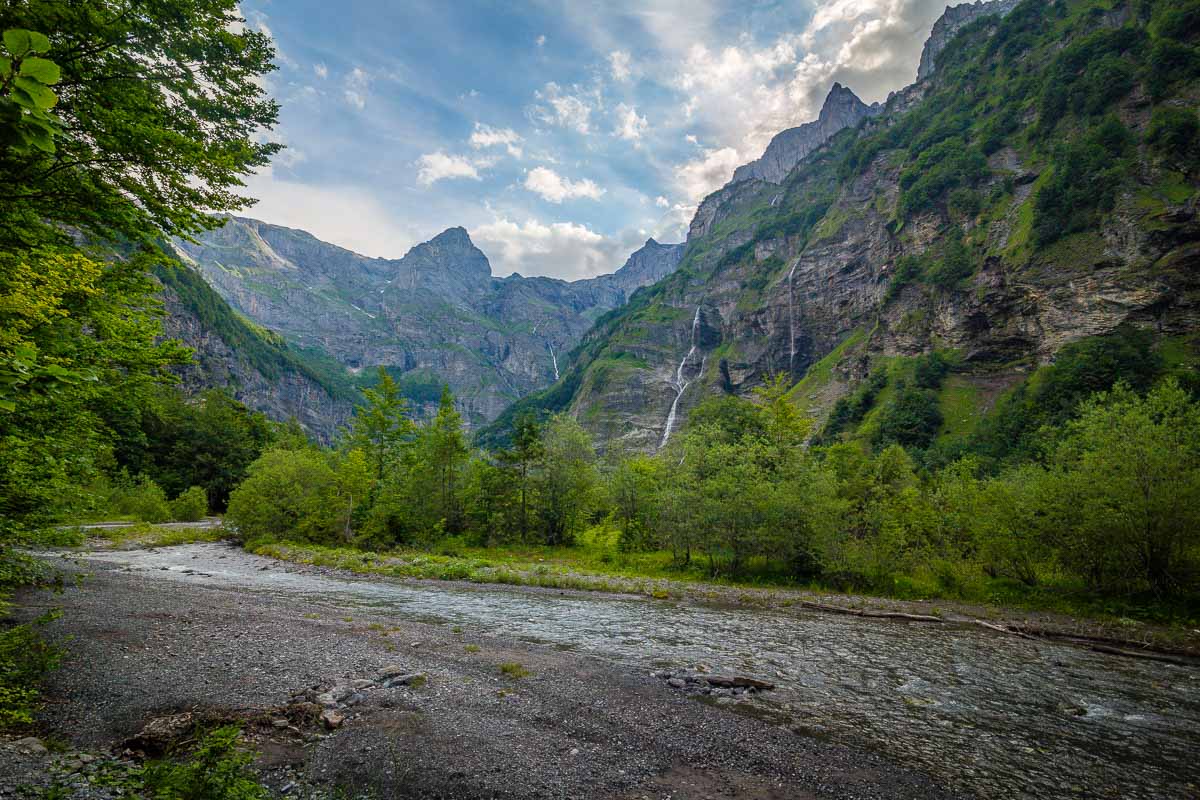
[241,174,417,259]
[609,50,634,82]
[473,217,632,280]
[662,0,946,203]
[313,62,328,79]
[469,123,523,158]
[613,103,648,141]
[529,82,595,134]
[536,34,547,48]
[415,152,483,186]
[344,67,370,110]
[523,166,605,203]
[655,196,670,208]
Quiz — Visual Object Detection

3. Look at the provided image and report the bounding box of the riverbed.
[58,543,1200,798]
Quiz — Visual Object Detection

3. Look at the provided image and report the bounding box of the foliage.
[819,367,888,442]
[1146,105,1200,171]
[132,726,267,800]
[170,487,209,523]
[873,383,944,451]
[0,610,61,728]
[1033,117,1134,246]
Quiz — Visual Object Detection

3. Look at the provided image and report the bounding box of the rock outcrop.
[731,83,880,185]
[916,0,1022,81]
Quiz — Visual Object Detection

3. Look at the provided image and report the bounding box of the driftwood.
[799,600,942,623]
[972,620,1198,667]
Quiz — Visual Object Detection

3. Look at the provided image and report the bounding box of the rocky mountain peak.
[916,0,1022,81]
[730,82,880,186]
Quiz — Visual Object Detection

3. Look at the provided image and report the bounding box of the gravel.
[4,554,965,799]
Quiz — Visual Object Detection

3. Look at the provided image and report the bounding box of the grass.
[82,522,226,549]
[498,662,530,679]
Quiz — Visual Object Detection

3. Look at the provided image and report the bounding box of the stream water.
[73,544,1199,799]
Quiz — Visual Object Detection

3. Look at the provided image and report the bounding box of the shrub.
[225,449,339,544]
[0,612,62,729]
[114,475,171,523]
[135,725,267,800]
[170,486,209,523]
[1147,105,1200,170]
[873,384,944,451]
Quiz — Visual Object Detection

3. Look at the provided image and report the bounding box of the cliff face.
[731,84,881,185]
[157,278,356,443]
[916,0,1022,81]
[505,0,1200,451]
[174,220,682,426]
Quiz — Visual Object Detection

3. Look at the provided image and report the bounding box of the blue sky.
[239,0,950,280]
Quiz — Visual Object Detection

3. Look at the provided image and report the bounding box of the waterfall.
[548,342,560,381]
[660,306,702,449]
[787,259,799,372]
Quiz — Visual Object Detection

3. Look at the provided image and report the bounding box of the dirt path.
[5,550,963,800]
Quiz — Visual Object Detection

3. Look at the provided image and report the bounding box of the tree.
[533,415,597,545]
[225,449,339,545]
[1049,380,1200,595]
[346,369,416,480]
[497,413,543,541]
[0,3,279,250]
[424,386,468,531]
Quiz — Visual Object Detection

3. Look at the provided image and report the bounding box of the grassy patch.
[84,523,226,549]
[498,662,530,679]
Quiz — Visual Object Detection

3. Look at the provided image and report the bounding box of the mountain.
[484,0,1200,451]
[731,84,881,185]
[916,0,1022,82]
[173,219,682,426]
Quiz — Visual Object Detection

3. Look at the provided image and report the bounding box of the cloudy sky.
[239,0,950,280]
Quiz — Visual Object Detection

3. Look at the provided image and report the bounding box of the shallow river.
[73,544,1198,799]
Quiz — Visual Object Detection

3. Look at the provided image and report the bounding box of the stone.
[667,678,686,689]
[352,679,375,690]
[271,718,289,729]
[382,672,426,689]
[377,665,407,680]
[13,737,47,755]
[320,710,345,730]
[315,692,337,708]
[703,675,775,691]
[124,713,194,755]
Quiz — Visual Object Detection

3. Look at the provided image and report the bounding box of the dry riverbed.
[3,539,1199,799]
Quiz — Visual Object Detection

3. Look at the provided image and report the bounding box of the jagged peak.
[428,226,474,247]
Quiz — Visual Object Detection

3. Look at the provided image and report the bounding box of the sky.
[238,0,951,280]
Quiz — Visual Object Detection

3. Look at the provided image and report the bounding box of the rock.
[343,692,366,707]
[916,0,1021,81]
[667,678,686,689]
[271,718,289,729]
[13,737,47,755]
[124,713,194,755]
[377,665,408,680]
[351,679,375,690]
[382,672,427,689]
[314,692,337,708]
[703,675,775,691]
[320,710,345,730]
[331,685,354,701]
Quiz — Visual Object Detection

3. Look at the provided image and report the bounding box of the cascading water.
[548,342,560,381]
[787,259,799,372]
[660,306,701,449]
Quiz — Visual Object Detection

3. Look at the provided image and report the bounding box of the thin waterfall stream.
[660,305,701,449]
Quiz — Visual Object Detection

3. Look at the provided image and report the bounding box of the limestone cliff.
[174,219,682,426]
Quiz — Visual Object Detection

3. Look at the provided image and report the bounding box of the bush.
[1147,105,1200,170]
[135,725,267,800]
[0,612,62,729]
[115,475,171,523]
[225,449,340,544]
[170,486,209,523]
[873,384,944,451]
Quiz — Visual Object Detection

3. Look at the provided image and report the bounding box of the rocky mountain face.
[916,0,1021,81]
[495,0,1200,451]
[731,84,881,185]
[173,219,682,426]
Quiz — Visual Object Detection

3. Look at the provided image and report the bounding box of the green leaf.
[26,31,50,54]
[0,56,11,78]
[3,29,32,58]
[19,57,59,85]
[13,76,56,109]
